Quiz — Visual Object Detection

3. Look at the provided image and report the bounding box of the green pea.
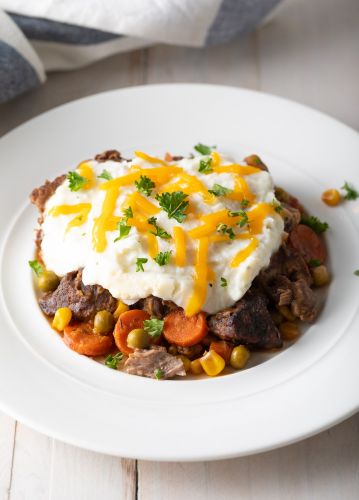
[127,328,151,349]
[93,310,115,334]
[38,270,60,292]
[230,345,250,370]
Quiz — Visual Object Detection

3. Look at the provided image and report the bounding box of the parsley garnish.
[114,207,133,242]
[123,206,133,219]
[354,270,359,276]
[114,220,131,241]
[300,214,329,234]
[272,200,283,213]
[154,251,172,266]
[144,318,164,339]
[208,184,232,197]
[28,260,43,277]
[97,169,113,181]
[342,182,358,201]
[309,259,321,267]
[194,143,215,155]
[147,217,171,239]
[156,191,189,223]
[135,175,155,196]
[240,199,250,208]
[154,368,164,380]
[220,277,228,287]
[198,157,213,174]
[105,352,124,369]
[136,257,148,272]
[217,223,235,240]
[228,209,249,227]
[67,171,88,191]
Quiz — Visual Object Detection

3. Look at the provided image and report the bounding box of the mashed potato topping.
[41,150,284,315]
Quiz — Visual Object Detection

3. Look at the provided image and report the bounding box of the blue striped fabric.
[0,1,281,103]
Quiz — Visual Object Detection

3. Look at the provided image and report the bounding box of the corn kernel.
[190,358,204,375]
[322,189,341,206]
[200,350,225,377]
[177,355,191,372]
[279,321,300,340]
[113,300,129,319]
[52,307,72,331]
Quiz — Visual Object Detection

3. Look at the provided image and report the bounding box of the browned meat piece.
[208,289,282,349]
[132,295,179,319]
[30,174,66,213]
[177,344,204,360]
[257,244,319,322]
[39,270,117,321]
[280,203,301,232]
[275,187,304,213]
[95,150,123,162]
[164,153,184,162]
[125,346,186,379]
[245,154,268,171]
[291,279,319,322]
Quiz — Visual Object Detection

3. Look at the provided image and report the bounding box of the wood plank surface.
[0,0,358,499]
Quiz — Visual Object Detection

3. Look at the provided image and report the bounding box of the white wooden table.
[0,0,358,498]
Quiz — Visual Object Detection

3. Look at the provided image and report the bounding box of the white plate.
[0,84,358,461]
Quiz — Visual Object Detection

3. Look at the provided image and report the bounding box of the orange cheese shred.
[185,237,209,317]
[173,226,186,267]
[230,238,259,268]
[49,203,92,232]
[77,162,95,189]
[147,233,159,258]
[92,187,119,252]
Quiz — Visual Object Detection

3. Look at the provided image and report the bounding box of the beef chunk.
[30,174,66,213]
[39,270,117,321]
[291,279,320,322]
[257,244,319,322]
[125,346,186,379]
[132,295,179,319]
[208,289,282,349]
[95,150,123,162]
[280,203,301,232]
[177,344,204,360]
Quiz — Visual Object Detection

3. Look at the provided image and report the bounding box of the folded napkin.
[0,0,280,103]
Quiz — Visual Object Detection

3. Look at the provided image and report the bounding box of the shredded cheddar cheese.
[185,237,209,317]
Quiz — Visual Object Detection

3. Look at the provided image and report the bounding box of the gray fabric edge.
[8,12,122,45]
[0,39,41,102]
[206,0,281,46]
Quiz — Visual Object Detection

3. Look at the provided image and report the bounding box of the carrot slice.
[64,322,113,356]
[209,340,233,365]
[289,224,327,263]
[163,309,208,347]
[113,309,150,356]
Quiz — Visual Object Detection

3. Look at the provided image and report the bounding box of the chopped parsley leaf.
[156,191,189,223]
[97,169,113,181]
[144,318,164,338]
[114,220,131,241]
[208,184,232,197]
[300,214,329,234]
[105,352,123,369]
[194,143,215,155]
[154,368,164,380]
[136,257,148,272]
[220,277,228,287]
[354,270,359,276]
[342,181,359,201]
[272,200,283,213]
[198,156,213,174]
[240,199,250,208]
[28,260,43,277]
[228,209,249,227]
[123,206,133,219]
[67,171,88,191]
[147,217,171,239]
[135,175,155,196]
[309,259,322,267]
[154,251,172,266]
[217,223,235,240]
